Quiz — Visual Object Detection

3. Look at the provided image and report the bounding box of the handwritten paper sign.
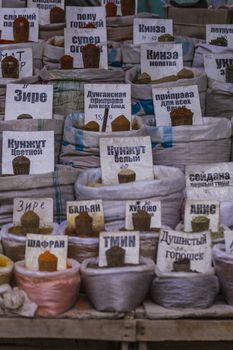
[0,8,39,42]
[133,18,173,45]
[184,199,220,233]
[204,53,233,82]
[186,163,233,201]
[66,200,105,231]
[206,24,233,49]
[141,43,183,80]
[25,234,68,271]
[99,136,154,185]
[157,229,212,273]
[125,199,161,230]
[84,83,131,131]
[0,48,33,79]
[66,6,106,29]
[2,130,54,175]
[5,84,53,120]
[152,85,202,126]
[64,27,108,69]
[13,198,53,227]
[27,0,65,25]
[99,231,140,267]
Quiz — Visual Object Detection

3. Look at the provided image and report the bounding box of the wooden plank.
[0,318,136,342]
[137,320,233,342]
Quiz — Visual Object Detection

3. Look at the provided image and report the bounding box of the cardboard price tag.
[157,229,212,273]
[0,8,39,42]
[5,84,53,120]
[25,234,68,271]
[66,6,106,29]
[99,136,154,185]
[133,18,173,45]
[13,198,53,227]
[186,162,233,201]
[99,231,140,267]
[125,199,161,230]
[27,0,65,25]
[2,130,54,175]
[184,199,220,233]
[84,83,131,131]
[141,43,183,80]
[66,200,105,231]
[152,85,202,126]
[64,27,108,69]
[0,48,33,79]
[206,24,233,49]
[204,53,233,82]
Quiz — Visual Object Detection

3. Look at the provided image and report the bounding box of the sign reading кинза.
[133,18,173,45]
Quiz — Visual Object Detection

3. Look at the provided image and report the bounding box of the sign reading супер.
[133,18,173,45]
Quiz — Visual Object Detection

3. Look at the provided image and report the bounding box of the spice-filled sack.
[0,165,80,228]
[206,78,233,119]
[81,257,155,312]
[15,259,81,316]
[39,23,65,41]
[60,112,148,171]
[126,66,207,116]
[144,116,231,171]
[40,67,125,116]
[75,165,185,229]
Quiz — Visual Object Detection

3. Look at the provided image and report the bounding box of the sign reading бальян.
[133,18,173,45]
[206,24,233,48]
[0,8,39,41]
[25,234,68,271]
[152,84,203,126]
[157,229,212,273]
[66,200,105,231]
[84,83,131,131]
[99,231,140,267]
[0,48,33,79]
[13,198,53,227]
[5,84,53,120]
[140,43,183,80]
[27,0,65,25]
[204,53,233,82]
[66,6,106,29]
[2,130,54,175]
[99,136,154,185]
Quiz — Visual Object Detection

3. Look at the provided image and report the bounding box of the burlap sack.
[193,43,233,70]
[206,78,233,119]
[39,23,65,41]
[144,116,231,171]
[125,66,207,116]
[0,165,80,228]
[0,115,64,168]
[75,165,185,229]
[151,266,219,309]
[60,112,148,171]
[40,67,125,115]
[81,257,155,312]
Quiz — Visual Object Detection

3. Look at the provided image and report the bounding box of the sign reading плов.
[125,199,161,230]
[25,234,68,271]
[101,0,138,16]
[84,83,131,131]
[152,85,202,126]
[141,43,183,80]
[0,48,33,79]
[0,8,39,41]
[133,18,173,45]
[186,163,233,201]
[224,231,233,254]
[27,0,65,25]
[184,199,220,233]
[66,200,105,231]
[2,130,54,175]
[13,197,53,227]
[66,6,106,29]
[206,24,233,49]
[204,53,233,82]
[64,27,108,69]
[5,84,53,120]
[157,229,212,273]
[99,231,140,267]
[99,136,154,185]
